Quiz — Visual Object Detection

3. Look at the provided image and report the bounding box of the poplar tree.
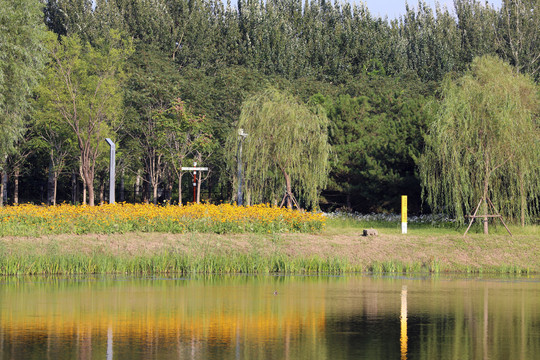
[419,56,539,230]
[232,88,330,209]
[497,0,540,81]
[0,0,46,206]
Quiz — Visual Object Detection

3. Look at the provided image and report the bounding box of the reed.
[0,252,533,276]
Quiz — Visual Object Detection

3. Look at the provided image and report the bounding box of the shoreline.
[0,231,538,275]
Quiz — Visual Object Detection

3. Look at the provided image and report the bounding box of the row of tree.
[0,0,538,224]
[40,0,540,83]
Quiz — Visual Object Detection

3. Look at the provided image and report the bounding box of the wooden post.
[464,198,483,236]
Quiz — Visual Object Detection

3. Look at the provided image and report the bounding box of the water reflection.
[400,285,407,360]
[107,323,113,360]
[0,275,538,360]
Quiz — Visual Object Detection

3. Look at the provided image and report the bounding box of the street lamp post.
[105,138,115,204]
[237,128,248,206]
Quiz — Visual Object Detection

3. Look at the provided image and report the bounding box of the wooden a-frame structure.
[279,190,301,210]
[464,197,512,236]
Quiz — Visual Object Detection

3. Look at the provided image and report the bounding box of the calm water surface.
[0,274,539,359]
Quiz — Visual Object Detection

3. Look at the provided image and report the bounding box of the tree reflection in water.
[0,275,538,359]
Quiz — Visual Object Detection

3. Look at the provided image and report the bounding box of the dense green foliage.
[36,31,133,205]
[231,88,330,209]
[0,0,538,220]
[420,56,540,225]
[312,76,432,212]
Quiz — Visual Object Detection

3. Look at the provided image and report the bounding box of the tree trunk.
[177,173,183,206]
[483,155,490,235]
[47,159,54,205]
[84,168,95,206]
[80,154,96,206]
[1,172,7,206]
[80,163,87,205]
[48,163,59,206]
[53,172,58,206]
[153,184,158,205]
[72,171,79,204]
[145,173,151,204]
[143,172,150,204]
[165,170,172,203]
[0,171,4,207]
[48,148,63,205]
[120,169,125,202]
[13,166,20,205]
[135,170,141,202]
[283,170,292,209]
[82,169,95,206]
[87,182,95,206]
[167,180,172,204]
[99,176,105,205]
[519,170,525,227]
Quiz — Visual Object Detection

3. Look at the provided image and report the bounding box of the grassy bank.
[0,216,537,275]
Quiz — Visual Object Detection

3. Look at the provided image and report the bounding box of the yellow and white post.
[401,195,407,234]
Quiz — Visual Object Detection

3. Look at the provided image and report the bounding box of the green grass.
[0,253,357,276]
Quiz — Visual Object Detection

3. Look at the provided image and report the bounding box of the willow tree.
[419,56,539,231]
[231,88,330,209]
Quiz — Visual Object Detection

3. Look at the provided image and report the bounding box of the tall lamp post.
[237,128,248,206]
[105,138,116,204]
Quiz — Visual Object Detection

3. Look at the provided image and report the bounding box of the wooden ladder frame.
[464,197,512,236]
[279,191,301,210]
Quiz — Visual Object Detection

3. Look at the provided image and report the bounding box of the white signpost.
[181,162,208,203]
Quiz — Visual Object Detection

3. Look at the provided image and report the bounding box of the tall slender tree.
[497,0,540,81]
[0,0,47,205]
[38,31,132,205]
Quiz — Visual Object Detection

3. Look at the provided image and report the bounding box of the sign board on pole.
[401,195,407,234]
[181,164,209,203]
[181,167,209,171]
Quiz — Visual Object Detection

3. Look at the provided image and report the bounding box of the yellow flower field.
[0,203,325,236]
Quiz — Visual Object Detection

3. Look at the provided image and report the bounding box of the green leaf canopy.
[420,55,540,224]
[233,88,330,209]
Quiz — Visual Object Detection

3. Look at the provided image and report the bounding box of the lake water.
[0,274,538,359]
